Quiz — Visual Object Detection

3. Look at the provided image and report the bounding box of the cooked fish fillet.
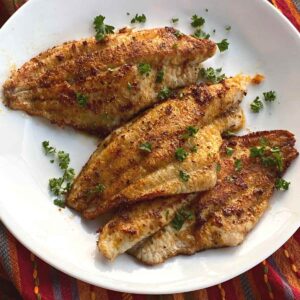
[129,130,298,265]
[98,109,244,260]
[3,27,216,135]
[67,75,250,219]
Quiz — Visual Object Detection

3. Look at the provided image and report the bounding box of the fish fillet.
[3,27,216,135]
[98,108,244,260]
[129,130,298,265]
[67,75,250,219]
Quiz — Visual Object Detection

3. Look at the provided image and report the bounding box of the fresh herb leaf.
[250,146,265,158]
[179,170,190,182]
[263,91,276,102]
[63,168,75,181]
[250,97,263,113]
[158,87,171,100]
[93,15,115,41]
[191,145,198,153]
[131,13,146,24]
[225,25,231,31]
[139,142,152,153]
[50,159,54,163]
[175,147,188,162]
[217,39,229,52]
[200,67,225,83]
[91,184,105,194]
[57,151,70,170]
[226,147,234,156]
[181,126,199,139]
[42,141,56,155]
[275,178,290,191]
[173,30,182,38]
[171,209,194,231]
[53,199,65,208]
[191,15,205,28]
[138,63,151,76]
[216,163,221,172]
[49,177,64,196]
[76,93,88,107]
[171,18,179,23]
[234,159,243,172]
[156,70,164,83]
[193,28,210,39]
[223,130,236,137]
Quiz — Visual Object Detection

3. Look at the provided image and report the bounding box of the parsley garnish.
[158,87,171,100]
[53,199,66,208]
[93,15,115,41]
[181,126,199,139]
[76,93,88,107]
[226,147,234,156]
[225,25,231,31]
[174,30,182,38]
[175,148,188,162]
[200,67,225,83]
[171,209,194,231]
[263,91,276,102]
[138,63,151,76]
[179,170,190,182]
[88,183,105,195]
[217,39,229,52]
[250,97,263,113]
[191,145,198,153]
[275,178,290,191]
[213,29,216,34]
[216,163,221,172]
[193,29,210,39]
[171,18,179,23]
[42,141,56,154]
[156,70,164,83]
[139,142,152,153]
[234,159,243,172]
[131,14,146,24]
[191,15,205,28]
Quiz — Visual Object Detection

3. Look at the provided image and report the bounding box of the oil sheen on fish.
[3,27,216,135]
[129,130,298,265]
[98,108,244,260]
[66,75,250,219]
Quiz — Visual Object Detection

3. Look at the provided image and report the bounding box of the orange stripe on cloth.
[77,281,94,300]
[190,288,209,300]
[7,232,22,292]
[285,0,300,24]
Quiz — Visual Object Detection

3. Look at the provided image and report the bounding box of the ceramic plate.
[0,0,299,294]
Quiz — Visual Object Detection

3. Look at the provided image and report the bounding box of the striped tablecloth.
[0,1,299,299]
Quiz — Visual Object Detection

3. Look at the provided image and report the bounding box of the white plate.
[0,0,299,294]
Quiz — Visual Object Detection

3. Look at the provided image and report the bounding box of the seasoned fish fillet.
[67,75,250,219]
[98,109,244,260]
[129,130,298,265]
[3,27,216,135]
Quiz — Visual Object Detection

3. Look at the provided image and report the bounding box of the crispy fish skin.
[129,131,298,265]
[98,109,244,260]
[3,27,216,135]
[66,75,250,219]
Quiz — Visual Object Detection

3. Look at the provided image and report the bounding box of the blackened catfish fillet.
[66,75,250,219]
[3,27,216,135]
[129,130,298,265]
[98,108,244,260]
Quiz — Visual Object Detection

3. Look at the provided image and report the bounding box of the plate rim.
[0,0,300,294]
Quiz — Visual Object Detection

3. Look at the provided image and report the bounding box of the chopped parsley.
[250,140,284,172]
[156,70,164,83]
[42,141,75,208]
[226,147,234,156]
[42,141,56,155]
[225,25,231,31]
[181,126,199,139]
[275,178,290,191]
[191,145,198,153]
[263,91,276,102]
[171,209,194,231]
[93,15,115,41]
[138,63,151,76]
[76,93,88,107]
[250,97,263,113]
[191,15,205,28]
[223,130,236,137]
[139,142,152,153]
[193,28,210,39]
[213,29,216,34]
[179,170,190,182]
[217,39,229,52]
[234,159,243,172]
[158,87,171,100]
[131,13,146,24]
[88,183,105,195]
[216,163,222,172]
[175,147,188,162]
[171,18,179,23]
[174,30,182,38]
[200,67,225,84]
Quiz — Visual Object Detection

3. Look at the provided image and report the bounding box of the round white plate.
[0,0,299,294]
